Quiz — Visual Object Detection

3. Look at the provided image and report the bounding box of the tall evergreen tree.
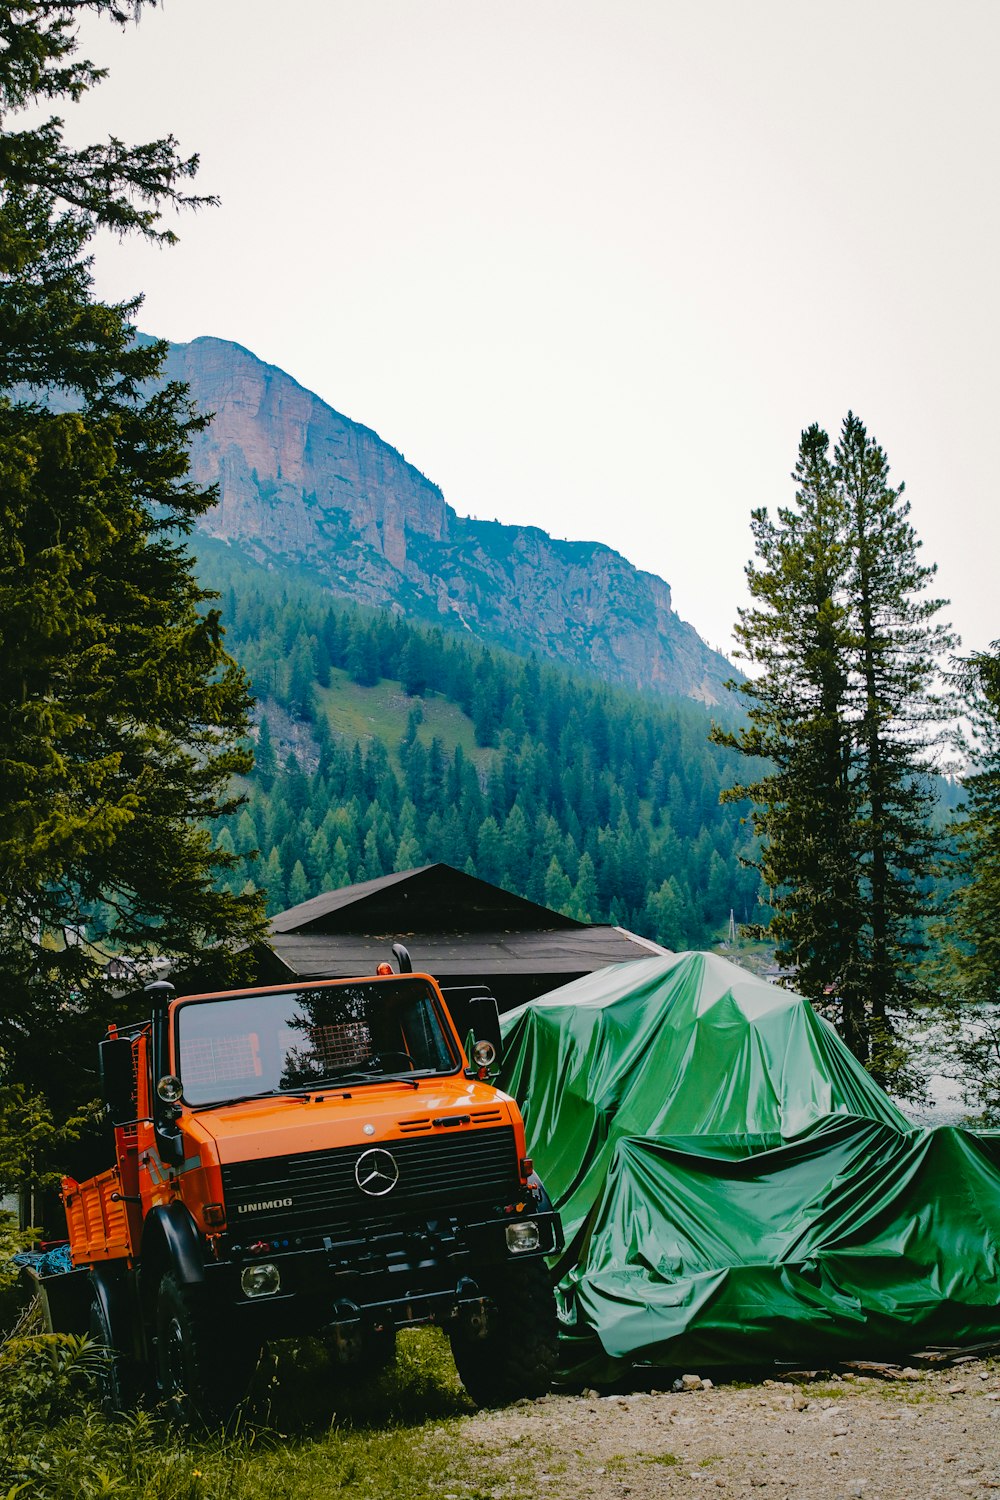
[936,645,1000,1121]
[716,416,953,1090]
[836,414,953,1079]
[714,427,866,1049]
[0,3,266,1105]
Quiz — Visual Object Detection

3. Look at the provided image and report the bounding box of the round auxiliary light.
[241,1262,281,1298]
[156,1074,182,1103]
[471,1040,497,1069]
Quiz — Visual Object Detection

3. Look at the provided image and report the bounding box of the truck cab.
[53,969,562,1419]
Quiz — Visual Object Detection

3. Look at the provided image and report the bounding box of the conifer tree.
[714,426,866,1047]
[287,859,310,908]
[475,816,504,885]
[328,835,351,888]
[836,414,953,1079]
[716,416,953,1089]
[936,645,1000,1121]
[543,856,572,914]
[0,3,266,1101]
[571,851,599,922]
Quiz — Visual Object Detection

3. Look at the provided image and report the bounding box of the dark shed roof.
[256,865,665,1011]
[269,864,586,937]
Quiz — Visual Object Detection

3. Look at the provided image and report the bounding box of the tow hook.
[459,1298,491,1341]
[328,1298,364,1363]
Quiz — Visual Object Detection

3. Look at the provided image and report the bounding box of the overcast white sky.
[69,0,998,661]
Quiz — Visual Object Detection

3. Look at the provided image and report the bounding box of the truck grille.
[221,1127,519,1241]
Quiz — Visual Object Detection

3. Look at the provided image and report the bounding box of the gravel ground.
[465,1357,1000,1500]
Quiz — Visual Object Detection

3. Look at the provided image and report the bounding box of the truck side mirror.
[467,995,503,1070]
[99,1037,136,1126]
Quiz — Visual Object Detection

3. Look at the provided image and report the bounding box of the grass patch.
[873,1383,937,1405]
[255,1327,473,1431]
[0,1328,538,1500]
[315,671,492,773]
[5,1411,532,1500]
[606,1452,682,1476]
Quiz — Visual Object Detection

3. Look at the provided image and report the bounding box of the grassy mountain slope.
[194,538,764,948]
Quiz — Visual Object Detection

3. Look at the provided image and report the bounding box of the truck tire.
[88,1286,143,1416]
[449,1259,558,1407]
[155,1272,259,1425]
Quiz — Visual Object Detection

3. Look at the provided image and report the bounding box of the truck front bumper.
[204,1202,562,1340]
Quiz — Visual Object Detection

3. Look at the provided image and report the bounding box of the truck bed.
[62,1166,135,1264]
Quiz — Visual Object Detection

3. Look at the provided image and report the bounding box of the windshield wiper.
[284,1069,378,1090]
[192,1064,446,1109]
[193,1089,311,1112]
[287,1068,439,1093]
[374,1069,436,1090]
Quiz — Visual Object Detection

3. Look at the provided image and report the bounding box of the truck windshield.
[174,979,459,1107]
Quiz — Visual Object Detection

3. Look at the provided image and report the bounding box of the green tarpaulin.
[498,952,1000,1376]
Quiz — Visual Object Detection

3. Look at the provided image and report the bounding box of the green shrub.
[0,1333,105,1432]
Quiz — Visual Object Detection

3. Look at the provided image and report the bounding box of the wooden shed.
[255,863,667,1014]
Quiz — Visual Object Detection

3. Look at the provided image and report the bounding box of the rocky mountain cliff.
[162,336,734,704]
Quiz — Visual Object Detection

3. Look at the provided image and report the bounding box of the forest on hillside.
[196,543,765,948]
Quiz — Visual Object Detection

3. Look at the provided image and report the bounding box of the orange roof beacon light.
[37,956,562,1425]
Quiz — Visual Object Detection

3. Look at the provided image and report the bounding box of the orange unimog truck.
[37,962,562,1420]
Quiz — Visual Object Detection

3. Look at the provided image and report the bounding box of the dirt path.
[463,1358,1000,1500]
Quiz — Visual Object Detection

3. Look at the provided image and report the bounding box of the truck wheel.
[88,1284,143,1416]
[155,1272,259,1425]
[449,1259,558,1408]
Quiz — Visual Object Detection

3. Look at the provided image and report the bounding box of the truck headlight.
[505,1220,540,1254]
[156,1074,182,1103]
[241,1262,281,1298]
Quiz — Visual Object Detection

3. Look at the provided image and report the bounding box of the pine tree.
[716,416,953,1089]
[714,426,865,1046]
[306,826,330,887]
[262,848,286,916]
[502,804,531,891]
[0,2,266,1104]
[475,815,504,885]
[394,833,423,873]
[399,635,430,697]
[645,877,687,951]
[543,856,572,914]
[346,621,380,687]
[836,413,953,1079]
[935,645,1000,1121]
[287,859,310,908]
[570,851,599,922]
[254,716,278,787]
[328,835,351,888]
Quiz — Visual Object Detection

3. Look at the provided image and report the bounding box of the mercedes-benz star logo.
[354,1147,400,1197]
